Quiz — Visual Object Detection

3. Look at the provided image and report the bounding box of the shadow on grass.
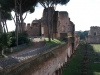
[62,44,85,75]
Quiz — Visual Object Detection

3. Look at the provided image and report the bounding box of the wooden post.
[10,48,13,53]
[1,49,4,55]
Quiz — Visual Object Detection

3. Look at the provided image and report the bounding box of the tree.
[0,0,12,33]
[0,0,38,47]
[0,31,12,55]
[1,0,38,46]
[76,31,89,40]
[14,0,37,45]
[9,0,38,33]
[1,11,12,33]
[38,0,70,42]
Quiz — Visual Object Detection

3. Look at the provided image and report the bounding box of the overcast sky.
[7,0,100,31]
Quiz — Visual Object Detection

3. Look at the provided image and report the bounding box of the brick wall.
[0,39,79,75]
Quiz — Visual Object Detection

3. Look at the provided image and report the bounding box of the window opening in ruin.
[62,26,65,32]
[94,32,96,36]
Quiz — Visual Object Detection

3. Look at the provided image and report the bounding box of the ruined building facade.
[86,26,100,44]
[41,7,75,39]
[26,20,41,37]
[23,7,75,39]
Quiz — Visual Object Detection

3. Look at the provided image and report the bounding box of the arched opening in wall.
[55,69,59,75]
[61,66,64,72]
[52,72,55,75]
[59,68,62,75]
[94,32,97,36]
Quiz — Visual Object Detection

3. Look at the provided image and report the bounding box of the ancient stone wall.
[41,8,75,39]
[86,35,100,44]
[58,11,69,33]
[67,21,75,37]
[41,7,55,37]
[89,26,100,35]
[0,38,80,75]
[74,34,80,50]
[86,26,100,44]
[26,20,41,37]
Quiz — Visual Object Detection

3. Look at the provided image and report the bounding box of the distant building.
[86,26,100,44]
[26,19,41,37]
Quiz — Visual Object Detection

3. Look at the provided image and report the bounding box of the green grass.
[62,44,100,75]
[44,38,62,46]
[62,44,85,75]
[90,44,100,52]
[88,44,100,75]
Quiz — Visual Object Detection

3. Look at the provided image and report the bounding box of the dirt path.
[9,41,45,56]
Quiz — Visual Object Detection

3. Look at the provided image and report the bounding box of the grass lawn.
[88,44,100,75]
[44,38,62,46]
[90,44,100,52]
[62,44,85,75]
[62,44,100,75]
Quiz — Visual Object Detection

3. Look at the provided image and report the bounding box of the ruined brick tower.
[86,26,100,44]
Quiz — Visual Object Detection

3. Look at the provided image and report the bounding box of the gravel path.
[0,41,45,69]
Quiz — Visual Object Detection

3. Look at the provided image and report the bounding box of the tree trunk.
[16,14,19,46]
[4,20,8,33]
[2,21,6,33]
[0,12,2,32]
[51,8,55,40]
[48,7,55,41]
[15,0,18,46]
[47,7,51,42]
[19,3,23,33]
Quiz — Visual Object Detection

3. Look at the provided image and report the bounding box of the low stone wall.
[0,40,74,75]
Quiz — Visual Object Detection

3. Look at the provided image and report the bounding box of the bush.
[0,31,30,50]
[9,31,30,47]
[0,31,11,51]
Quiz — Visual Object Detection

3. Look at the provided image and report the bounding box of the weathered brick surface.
[86,26,100,44]
[0,38,80,75]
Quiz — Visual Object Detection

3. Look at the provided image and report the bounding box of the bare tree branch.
[39,2,46,8]
[23,12,28,20]
[11,14,16,25]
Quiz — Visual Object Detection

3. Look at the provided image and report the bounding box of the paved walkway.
[0,40,45,69]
